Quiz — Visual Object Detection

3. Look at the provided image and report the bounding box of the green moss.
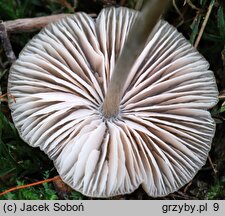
[207,176,225,200]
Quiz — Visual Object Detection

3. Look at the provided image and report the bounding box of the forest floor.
[0,0,225,200]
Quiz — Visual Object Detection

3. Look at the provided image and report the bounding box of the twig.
[1,14,96,34]
[0,93,16,103]
[176,191,196,199]
[0,93,8,103]
[2,14,71,33]
[0,22,16,63]
[208,155,218,175]
[219,90,225,99]
[189,13,202,45]
[168,191,195,200]
[185,0,201,10]
[194,0,215,48]
[183,181,192,193]
[0,176,61,197]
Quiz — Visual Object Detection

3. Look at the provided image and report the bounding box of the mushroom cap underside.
[8,7,218,197]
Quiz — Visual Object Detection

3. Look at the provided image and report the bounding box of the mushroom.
[8,3,218,197]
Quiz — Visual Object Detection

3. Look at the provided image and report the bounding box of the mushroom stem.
[102,0,171,118]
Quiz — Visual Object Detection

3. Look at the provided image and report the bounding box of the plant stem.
[194,0,215,48]
[0,176,61,197]
[2,13,96,33]
[102,0,171,118]
[0,22,16,63]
